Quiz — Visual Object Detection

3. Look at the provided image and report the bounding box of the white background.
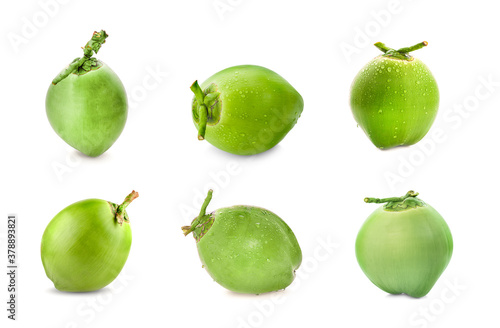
[1,0,499,327]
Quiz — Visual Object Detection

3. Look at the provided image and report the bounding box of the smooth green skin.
[46,61,128,157]
[196,206,302,294]
[350,56,439,149]
[41,199,132,292]
[355,205,453,298]
[192,65,303,155]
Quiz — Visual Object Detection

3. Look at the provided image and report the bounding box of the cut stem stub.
[365,191,424,211]
[115,190,139,225]
[364,190,418,204]
[190,81,221,140]
[182,189,213,236]
[374,41,428,61]
[191,81,208,140]
[52,30,109,85]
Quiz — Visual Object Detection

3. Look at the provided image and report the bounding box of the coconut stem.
[397,41,428,54]
[374,42,391,53]
[364,190,418,204]
[52,30,108,85]
[190,80,208,140]
[116,190,139,225]
[374,41,428,61]
[182,189,213,236]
